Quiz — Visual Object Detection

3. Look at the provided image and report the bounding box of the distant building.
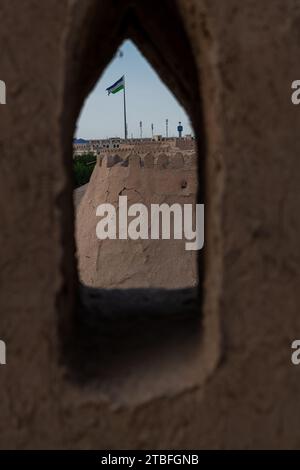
[73,141,91,156]
[73,135,195,157]
[73,137,122,157]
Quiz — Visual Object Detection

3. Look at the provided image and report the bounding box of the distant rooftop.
[73,138,89,144]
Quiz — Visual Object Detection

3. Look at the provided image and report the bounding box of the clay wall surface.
[76,152,198,288]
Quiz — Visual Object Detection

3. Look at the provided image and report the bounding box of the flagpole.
[123,76,128,140]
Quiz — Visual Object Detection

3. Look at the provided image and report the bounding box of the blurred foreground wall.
[0,0,300,449]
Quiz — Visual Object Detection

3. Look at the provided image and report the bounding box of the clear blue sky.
[75,40,193,139]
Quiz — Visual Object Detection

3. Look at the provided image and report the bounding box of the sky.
[75,40,193,140]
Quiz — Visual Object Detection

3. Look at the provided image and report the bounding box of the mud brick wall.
[0,0,300,449]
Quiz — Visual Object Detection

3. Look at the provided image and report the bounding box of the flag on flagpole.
[106,76,125,95]
[106,75,128,139]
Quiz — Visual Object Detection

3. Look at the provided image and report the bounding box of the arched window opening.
[73,40,199,290]
[59,0,214,402]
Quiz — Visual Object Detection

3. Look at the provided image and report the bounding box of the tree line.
[73,153,96,187]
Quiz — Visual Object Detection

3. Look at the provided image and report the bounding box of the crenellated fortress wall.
[97,149,197,169]
[75,150,198,288]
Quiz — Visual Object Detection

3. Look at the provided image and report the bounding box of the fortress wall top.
[97,149,197,169]
[97,154,197,196]
[99,144,172,155]
[174,139,195,150]
[97,151,197,170]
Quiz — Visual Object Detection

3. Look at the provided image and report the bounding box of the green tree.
[73,153,96,188]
